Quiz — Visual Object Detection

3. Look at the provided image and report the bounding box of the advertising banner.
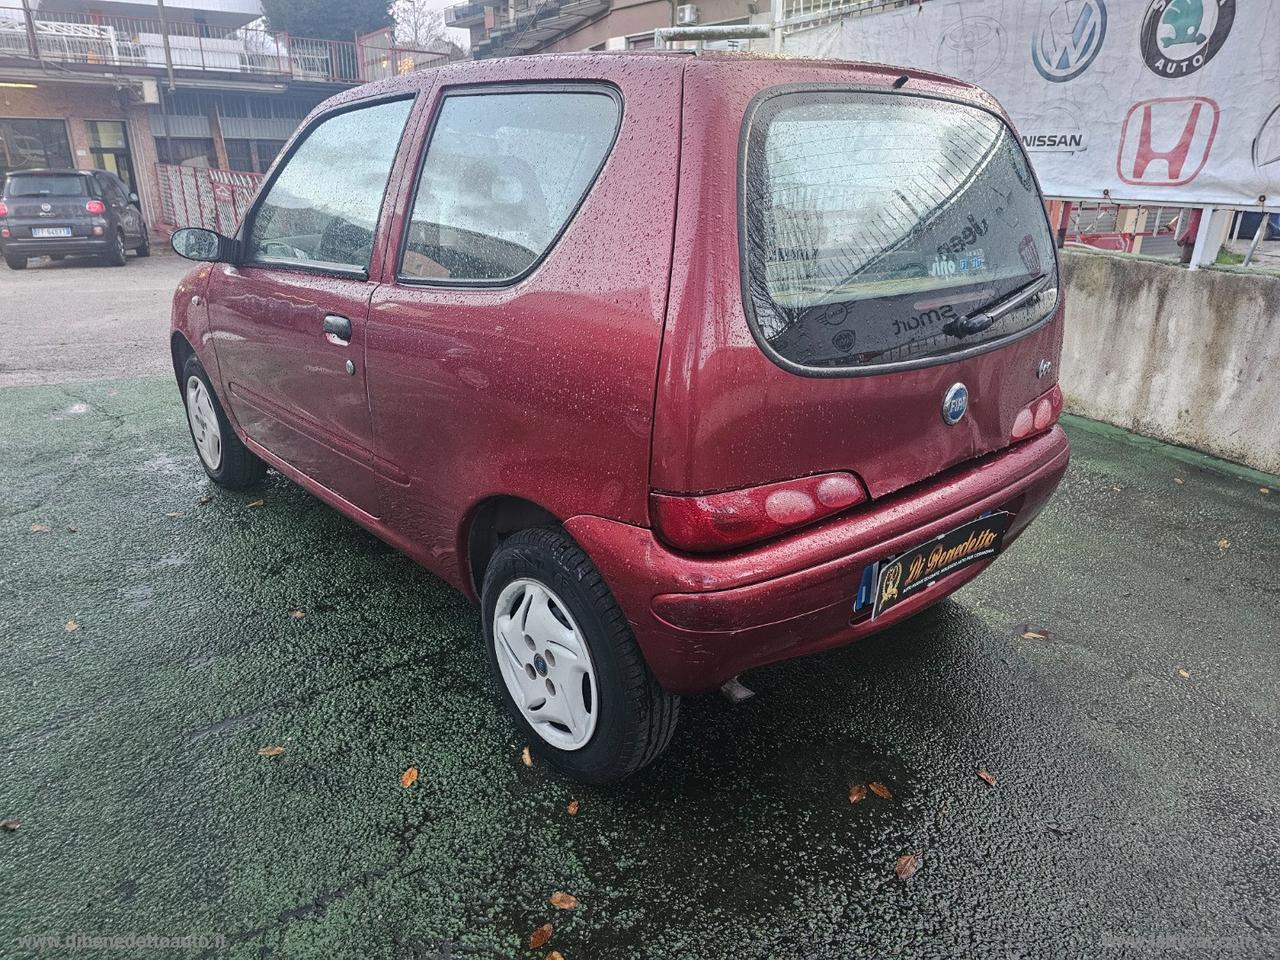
[783,0,1280,209]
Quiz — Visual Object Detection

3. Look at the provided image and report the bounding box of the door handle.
[323,314,352,345]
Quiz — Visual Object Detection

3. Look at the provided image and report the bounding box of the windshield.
[5,175,89,198]
[741,90,1057,371]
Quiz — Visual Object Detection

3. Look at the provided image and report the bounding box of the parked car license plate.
[872,512,1010,618]
[31,227,72,238]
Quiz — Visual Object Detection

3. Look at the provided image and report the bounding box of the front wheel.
[181,354,266,490]
[482,527,679,784]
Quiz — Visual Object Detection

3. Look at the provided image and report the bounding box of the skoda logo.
[1032,0,1107,83]
[1140,0,1234,78]
[942,383,969,425]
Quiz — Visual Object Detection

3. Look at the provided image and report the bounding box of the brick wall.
[1,81,164,228]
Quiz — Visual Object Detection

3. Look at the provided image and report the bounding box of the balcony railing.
[0,7,452,85]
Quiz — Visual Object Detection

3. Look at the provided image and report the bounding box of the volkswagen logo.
[1033,0,1107,83]
[942,383,969,425]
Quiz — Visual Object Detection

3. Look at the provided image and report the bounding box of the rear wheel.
[181,354,266,490]
[482,527,679,784]
[49,254,65,262]
[103,229,126,267]
[4,254,26,270]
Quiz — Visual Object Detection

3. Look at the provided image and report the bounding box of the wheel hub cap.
[493,578,598,751]
[185,375,222,470]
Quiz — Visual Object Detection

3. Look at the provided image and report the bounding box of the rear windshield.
[741,90,1057,372]
[5,174,89,197]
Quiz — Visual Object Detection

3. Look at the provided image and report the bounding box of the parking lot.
[2,255,1279,958]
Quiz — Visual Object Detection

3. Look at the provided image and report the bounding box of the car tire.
[49,254,65,262]
[481,526,679,784]
[4,254,26,270]
[136,229,151,258]
[104,229,127,267]
[181,354,266,490]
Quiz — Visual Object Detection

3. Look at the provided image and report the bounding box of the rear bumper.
[565,425,1070,695]
[2,237,110,258]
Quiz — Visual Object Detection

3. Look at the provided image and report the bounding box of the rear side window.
[6,175,88,197]
[742,90,1057,373]
[247,97,413,273]
[400,87,620,284]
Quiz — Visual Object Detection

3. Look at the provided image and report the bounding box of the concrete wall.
[1060,250,1280,476]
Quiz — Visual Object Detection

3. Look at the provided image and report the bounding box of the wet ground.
[2,259,1279,958]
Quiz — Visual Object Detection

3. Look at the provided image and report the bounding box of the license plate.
[31,227,71,238]
[872,512,1010,618]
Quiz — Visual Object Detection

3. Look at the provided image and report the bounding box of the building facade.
[446,0,764,59]
[0,0,456,231]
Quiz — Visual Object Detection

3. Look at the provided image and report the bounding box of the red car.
[169,52,1069,783]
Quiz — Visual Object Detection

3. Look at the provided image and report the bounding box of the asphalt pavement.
[1,254,1278,959]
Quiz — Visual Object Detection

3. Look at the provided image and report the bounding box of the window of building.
[247,97,414,273]
[0,119,74,181]
[86,121,137,192]
[400,88,620,284]
[155,137,218,168]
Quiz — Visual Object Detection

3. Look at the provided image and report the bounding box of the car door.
[95,173,138,242]
[204,95,416,518]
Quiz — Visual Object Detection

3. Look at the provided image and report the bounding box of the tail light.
[85,199,106,215]
[0,201,7,217]
[651,472,867,553]
[1011,384,1063,442]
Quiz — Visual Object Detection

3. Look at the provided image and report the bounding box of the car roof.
[6,169,95,177]
[317,49,987,111]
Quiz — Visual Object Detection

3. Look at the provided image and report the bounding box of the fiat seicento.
[169,52,1069,783]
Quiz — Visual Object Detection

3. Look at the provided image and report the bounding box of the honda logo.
[1116,96,1219,187]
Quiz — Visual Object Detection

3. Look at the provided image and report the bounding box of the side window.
[400,88,620,284]
[96,175,122,204]
[248,98,413,272]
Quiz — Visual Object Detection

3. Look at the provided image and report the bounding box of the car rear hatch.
[651,59,1064,542]
[2,173,94,239]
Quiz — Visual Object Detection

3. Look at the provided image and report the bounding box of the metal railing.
[156,162,263,234]
[0,7,451,85]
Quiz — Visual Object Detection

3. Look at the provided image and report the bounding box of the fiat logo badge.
[40,202,51,212]
[942,383,969,425]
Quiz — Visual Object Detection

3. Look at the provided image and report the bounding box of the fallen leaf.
[549,891,578,910]
[521,746,533,768]
[1217,538,1231,554]
[164,511,185,518]
[247,499,265,508]
[1262,488,1271,496]
[1111,485,1121,492]
[1,819,19,831]
[289,610,305,620]
[64,621,78,632]
[1044,822,1074,836]
[30,524,50,534]
[895,851,923,881]
[1177,667,1191,679]
[869,781,892,800]
[400,767,419,789]
[1173,478,1184,485]
[529,924,553,950]
[198,495,212,505]
[66,526,77,533]
[1021,629,1047,640]
[849,784,867,804]
[976,767,997,787]
[546,953,565,960]
[257,745,286,757]
[566,800,580,816]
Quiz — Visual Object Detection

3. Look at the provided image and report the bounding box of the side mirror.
[128,192,139,204]
[171,226,235,263]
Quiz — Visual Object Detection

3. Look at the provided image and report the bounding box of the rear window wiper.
[943,275,1054,338]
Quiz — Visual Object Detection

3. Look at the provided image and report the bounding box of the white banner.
[783,0,1280,210]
